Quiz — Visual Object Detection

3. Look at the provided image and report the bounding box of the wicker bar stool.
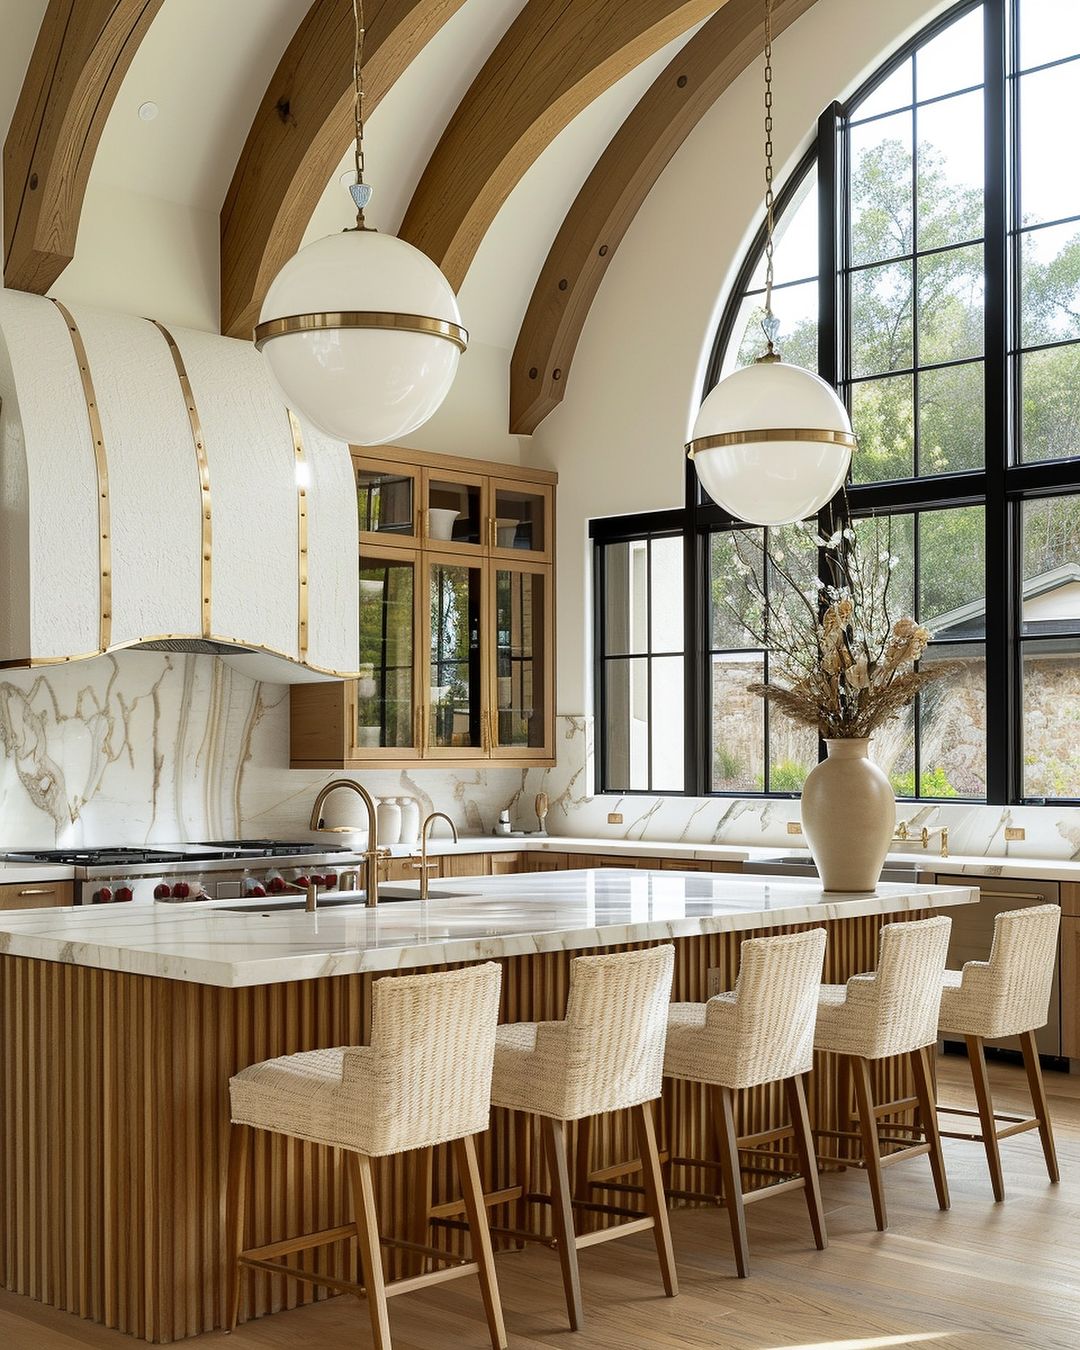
[814,914,952,1231]
[225,963,505,1350]
[937,904,1061,1201]
[488,945,676,1331]
[662,928,828,1277]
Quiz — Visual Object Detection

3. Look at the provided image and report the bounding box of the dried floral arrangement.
[719,511,956,740]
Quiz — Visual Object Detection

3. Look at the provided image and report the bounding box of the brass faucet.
[283,877,321,912]
[309,779,390,908]
[892,819,950,858]
[412,811,459,900]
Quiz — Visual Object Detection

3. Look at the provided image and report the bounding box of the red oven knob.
[268,876,287,894]
[310,874,327,887]
[322,873,338,889]
[94,886,113,904]
[249,883,267,898]
[114,886,134,903]
[153,883,171,900]
[295,874,311,889]
[171,881,191,900]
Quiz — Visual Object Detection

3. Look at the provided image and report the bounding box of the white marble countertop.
[0,868,977,988]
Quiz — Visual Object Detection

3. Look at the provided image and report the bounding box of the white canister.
[398,797,421,846]
[376,797,402,846]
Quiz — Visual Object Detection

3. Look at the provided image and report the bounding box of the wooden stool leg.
[574,1115,592,1201]
[835,1054,852,1166]
[714,1085,750,1278]
[224,1123,250,1332]
[912,1046,950,1212]
[1020,1030,1060,1184]
[453,1135,508,1350]
[632,1101,678,1297]
[347,1153,392,1350]
[851,1056,887,1231]
[965,1035,1005,1202]
[514,1109,531,1245]
[542,1116,584,1331]
[410,1146,434,1273]
[784,1074,826,1251]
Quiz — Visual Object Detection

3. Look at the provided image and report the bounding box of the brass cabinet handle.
[481,708,490,752]
[17,888,56,896]
[489,708,499,750]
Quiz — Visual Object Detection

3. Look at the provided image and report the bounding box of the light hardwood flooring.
[2,1053,1076,1349]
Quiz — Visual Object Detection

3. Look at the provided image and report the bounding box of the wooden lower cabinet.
[0,880,72,909]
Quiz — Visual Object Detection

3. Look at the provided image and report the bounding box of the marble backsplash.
[0,653,542,847]
[2,652,1080,860]
[538,716,1080,863]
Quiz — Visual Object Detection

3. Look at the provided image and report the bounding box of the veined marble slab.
[0,869,977,988]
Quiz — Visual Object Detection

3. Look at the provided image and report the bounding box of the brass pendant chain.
[760,0,781,360]
[350,0,373,228]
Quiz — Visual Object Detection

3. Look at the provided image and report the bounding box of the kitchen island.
[0,869,976,1342]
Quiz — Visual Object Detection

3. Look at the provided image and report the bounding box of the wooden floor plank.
[0,1054,1075,1349]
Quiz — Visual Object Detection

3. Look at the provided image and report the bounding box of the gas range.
[0,841,365,906]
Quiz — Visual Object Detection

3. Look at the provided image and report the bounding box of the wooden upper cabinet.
[356,456,423,549]
[290,447,556,769]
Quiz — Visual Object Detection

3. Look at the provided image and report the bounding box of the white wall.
[530,0,953,714]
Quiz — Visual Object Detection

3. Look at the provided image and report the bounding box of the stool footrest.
[574,1217,655,1251]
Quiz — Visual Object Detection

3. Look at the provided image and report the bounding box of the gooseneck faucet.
[308,779,389,908]
[412,811,459,900]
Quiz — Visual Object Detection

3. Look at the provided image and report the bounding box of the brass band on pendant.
[686,427,859,456]
[286,409,310,660]
[253,311,469,352]
[151,320,213,636]
[52,300,112,651]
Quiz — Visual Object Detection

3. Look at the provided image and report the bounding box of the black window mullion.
[685,524,706,795]
[983,0,1016,802]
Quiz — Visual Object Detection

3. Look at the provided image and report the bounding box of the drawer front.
[0,880,74,909]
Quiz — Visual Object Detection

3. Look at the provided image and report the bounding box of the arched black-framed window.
[592,0,1080,804]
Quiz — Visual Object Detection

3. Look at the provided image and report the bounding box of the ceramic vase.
[376,798,402,846]
[398,797,420,846]
[800,737,895,892]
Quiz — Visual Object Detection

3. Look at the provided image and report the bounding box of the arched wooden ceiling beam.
[3,0,165,294]
[509,0,819,435]
[399,0,724,292]
[220,0,470,341]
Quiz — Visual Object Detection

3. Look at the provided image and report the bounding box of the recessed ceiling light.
[138,101,159,122]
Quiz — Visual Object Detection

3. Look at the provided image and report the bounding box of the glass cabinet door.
[425,555,487,756]
[422,468,488,550]
[490,563,551,758]
[490,478,552,560]
[353,553,420,757]
[355,455,421,547]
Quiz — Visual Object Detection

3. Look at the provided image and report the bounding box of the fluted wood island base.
[0,871,975,1343]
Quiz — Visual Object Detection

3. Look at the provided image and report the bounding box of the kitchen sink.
[219,886,472,913]
[742,853,924,883]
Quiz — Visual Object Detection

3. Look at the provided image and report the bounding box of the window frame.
[593,0,1080,805]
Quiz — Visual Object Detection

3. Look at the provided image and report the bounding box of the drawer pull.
[17,888,55,897]
[975,890,1048,904]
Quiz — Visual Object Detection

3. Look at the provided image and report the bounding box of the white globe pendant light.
[254,0,467,445]
[687,0,855,525]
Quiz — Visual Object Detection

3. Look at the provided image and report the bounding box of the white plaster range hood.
[0,289,359,682]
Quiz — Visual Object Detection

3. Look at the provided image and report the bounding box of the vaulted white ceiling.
[0,0,699,349]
